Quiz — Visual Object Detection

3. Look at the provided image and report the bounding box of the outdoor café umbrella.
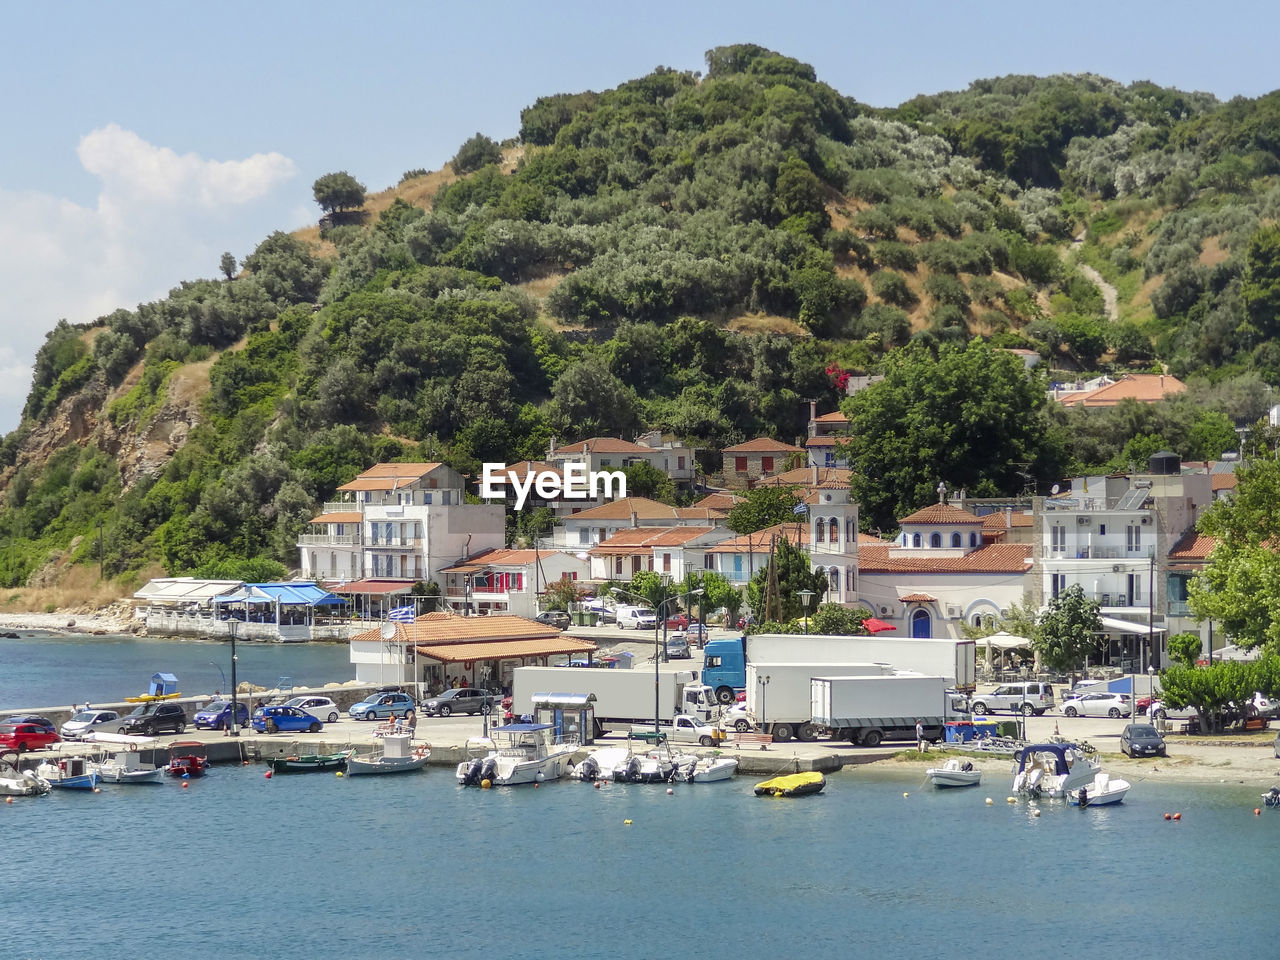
[861,617,897,634]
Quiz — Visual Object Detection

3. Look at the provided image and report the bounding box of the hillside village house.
[544,496,723,549]
[437,548,590,618]
[856,501,1033,640]
[1052,373,1186,407]
[1036,452,1212,670]
[805,402,850,469]
[721,437,805,486]
[298,462,504,588]
[546,432,697,494]
[587,525,733,581]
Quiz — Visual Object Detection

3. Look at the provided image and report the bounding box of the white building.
[438,548,591,618]
[298,462,505,587]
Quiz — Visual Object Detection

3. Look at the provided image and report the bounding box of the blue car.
[348,692,415,721]
[194,700,251,730]
[252,706,322,734]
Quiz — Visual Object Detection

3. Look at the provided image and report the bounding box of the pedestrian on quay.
[915,718,924,753]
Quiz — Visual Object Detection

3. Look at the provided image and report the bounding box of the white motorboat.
[570,745,633,782]
[346,733,430,775]
[0,750,50,796]
[1012,743,1100,799]
[1069,772,1131,807]
[92,749,162,784]
[926,757,982,788]
[456,723,578,786]
[679,755,739,783]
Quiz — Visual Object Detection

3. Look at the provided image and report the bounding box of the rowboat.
[269,751,354,774]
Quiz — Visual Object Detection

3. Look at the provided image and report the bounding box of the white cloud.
[0,126,298,432]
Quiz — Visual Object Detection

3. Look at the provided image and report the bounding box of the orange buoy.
[264,771,272,779]
[1172,812,1182,820]
[594,782,601,790]
[1163,813,1171,820]
[182,782,189,789]
[5,796,12,804]
[1255,808,1262,816]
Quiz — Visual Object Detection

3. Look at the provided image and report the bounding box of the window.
[1126,525,1141,551]
[1051,524,1066,552]
[912,533,921,548]
[615,557,623,576]
[815,520,825,543]
[829,518,839,543]
[1052,573,1065,598]
[847,518,856,542]
[704,554,714,570]
[761,456,774,472]
[578,529,589,545]
[969,532,977,547]
[601,459,611,467]
[662,553,671,572]
[735,457,748,473]
[370,524,379,545]
[384,522,393,543]
[371,555,381,577]
[678,456,685,470]
[828,567,839,593]
[930,533,942,548]
[1099,523,1107,535]
[310,550,316,574]
[951,533,961,548]
[845,566,856,592]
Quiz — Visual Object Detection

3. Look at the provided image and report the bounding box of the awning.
[329,579,415,596]
[414,637,598,663]
[309,512,362,524]
[980,631,1033,650]
[1099,616,1166,635]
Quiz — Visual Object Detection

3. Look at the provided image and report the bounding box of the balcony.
[367,538,422,549]
[298,534,361,546]
[1167,600,1191,617]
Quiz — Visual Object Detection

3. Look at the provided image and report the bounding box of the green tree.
[725,486,802,535]
[193,556,287,581]
[1158,657,1280,732]
[1243,225,1280,339]
[621,462,675,504]
[699,571,743,627]
[450,133,503,175]
[1167,632,1203,667]
[312,171,367,215]
[840,339,1068,531]
[744,535,827,623]
[808,602,866,635]
[1033,584,1104,674]
[219,252,238,280]
[1189,454,1280,650]
[541,574,587,612]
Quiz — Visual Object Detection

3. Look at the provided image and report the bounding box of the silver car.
[282,696,341,724]
[60,709,126,740]
[1060,692,1132,718]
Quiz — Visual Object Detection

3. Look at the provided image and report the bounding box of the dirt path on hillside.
[1069,235,1119,320]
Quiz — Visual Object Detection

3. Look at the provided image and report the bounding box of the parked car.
[4,715,57,735]
[970,682,1056,716]
[193,700,251,730]
[718,703,754,733]
[535,610,571,629]
[1120,723,1166,757]
[348,691,416,721]
[665,613,689,630]
[420,688,494,717]
[617,606,657,630]
[686,623,710,644]
[119,702,187,735]
[60,709,126,740]
[0,721,60,752]
[665,634,692,660]
[252,705,322,734]
[282,696,341,723]
[1060,692,1132,718]
[1147,700,1197,720]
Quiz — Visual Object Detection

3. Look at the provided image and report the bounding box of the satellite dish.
[1050,484,1060,495]
[381,622,396,640]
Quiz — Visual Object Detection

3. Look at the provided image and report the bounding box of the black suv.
[420,688,495,717]
[120,702,188,735]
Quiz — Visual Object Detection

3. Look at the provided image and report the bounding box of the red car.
[0,721,61,753]
[665,614,689,629]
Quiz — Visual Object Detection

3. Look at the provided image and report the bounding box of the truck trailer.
[510,666,712,736]
[810,674,969,747]
[743,661,893,742]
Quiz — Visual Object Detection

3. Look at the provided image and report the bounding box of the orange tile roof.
[439,548,554,572]
[1168,531,1218,563]
[328,579,415,594]
[758,467,852,488]
[859,543,1031,574]
[1058,374,1186,407]
[805,437,839,447]
[980,512,1034,531]
[478,461,556,485]
[722,437,805,454]
[563,497,682,521]
[414,636,598,663]
[590,526,717,555]
[693,492,744,510]
[553,437,650,455]
[858,532,892,545]
[309,512,363,524]
[674,507,720,522]
[338,462,445,491]
[1211,473,1238,492]
[898,503,982,525]
[352,613,563,644]
[705,523,809,553]
[812,412,849,424]
[899,592,937,603]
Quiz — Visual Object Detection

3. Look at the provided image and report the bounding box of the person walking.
[915,718,924,753]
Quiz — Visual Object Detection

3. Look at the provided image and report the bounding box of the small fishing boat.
[754,771,826,797]
[926,757,982,788]
[570,745,633,782]
[166,741,209,778]
[346,733,430,775]
[456,723,578,786]
[1263,786,1280,808]
[92,749,163,784]
[1069,772,1131,807]
[34,755,101,790]
[0,750,50,796]
[1012,743,1100,799]
[679,755,739,783]
[269,750,354,774]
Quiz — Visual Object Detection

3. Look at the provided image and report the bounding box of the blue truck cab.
[701,636,747,704]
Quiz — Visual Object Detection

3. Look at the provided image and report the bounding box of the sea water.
[0,633,353,708]
[0,764,1273,959]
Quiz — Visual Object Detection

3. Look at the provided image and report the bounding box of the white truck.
[742,661,893,742]
[627,714,725,747]
[810,674,970,747]
[510,666,713,737]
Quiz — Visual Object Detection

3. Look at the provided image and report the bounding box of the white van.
[970,682,1056,716]
[616,605,657,630]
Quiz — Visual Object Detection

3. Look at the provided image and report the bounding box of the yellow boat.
[754,771,826,797]
[124,692,182,703]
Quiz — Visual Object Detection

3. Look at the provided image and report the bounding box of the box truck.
[743,661,893,742]
[510,666,713,736]
[810,674,970,747]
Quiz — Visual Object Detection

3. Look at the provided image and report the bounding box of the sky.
[1,0,1277,433]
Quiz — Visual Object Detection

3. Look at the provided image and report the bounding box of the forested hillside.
[3,44,1280,589]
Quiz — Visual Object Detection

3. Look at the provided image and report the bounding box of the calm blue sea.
[0,764,1273,959]
[0,633,353,709]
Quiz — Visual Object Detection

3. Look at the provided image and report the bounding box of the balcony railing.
[1167,600,1191,617]
[298,534,361,546]
[367,538,422,549]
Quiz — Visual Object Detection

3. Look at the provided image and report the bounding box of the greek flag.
[792,503,808,515]
[387,605,416,623]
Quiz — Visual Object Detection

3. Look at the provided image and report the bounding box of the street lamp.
[651,589,703,733]
[797,589,815,634]
[759,674,771,734]
[1147,664,1156,720]
[229,619,240,742]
